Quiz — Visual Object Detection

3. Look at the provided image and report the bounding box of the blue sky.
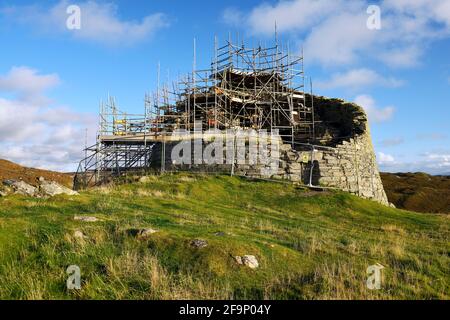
[0,0,449,173]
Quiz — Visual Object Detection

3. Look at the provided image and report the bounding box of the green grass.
[0,173,448,299]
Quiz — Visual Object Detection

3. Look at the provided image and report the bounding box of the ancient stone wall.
[274,135,388,205]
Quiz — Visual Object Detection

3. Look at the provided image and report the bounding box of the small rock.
[73,230,88,240]
[242,255,259,269]
[235,255,259,269]
[389,202,396,208]
[126,228,158,239]
[74,216,99,222]
[137,228,158,239]
[190,239,208,248]
[38,176,45,182]
[2,180,15,187]
[139,176,151,183]
[214,231,226,237]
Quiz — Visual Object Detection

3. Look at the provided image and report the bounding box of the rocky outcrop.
[3,180,38,196]
[1,178,79,198]
[39,180,79,196]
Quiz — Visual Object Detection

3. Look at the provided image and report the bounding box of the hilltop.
[381,172,450,214]
[0,173,448,299]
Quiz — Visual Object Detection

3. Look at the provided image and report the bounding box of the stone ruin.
[74,38,388,205]
[147,95,388,205]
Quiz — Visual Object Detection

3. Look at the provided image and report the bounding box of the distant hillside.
[381,172,450,214]
[0,159,73,188]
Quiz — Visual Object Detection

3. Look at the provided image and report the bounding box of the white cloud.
[378,151,450,174]
[227,0,450,68]
[423,153,450,169]
[0,98,43,142]
[0,66,60,105]
[316,68,404,90]
[383,0,450,27]
[1,0,169,46]
[0,67,96,172]
[416,133,447,141]
[377,152,395,165]
[303,9,374,65]
[377,45,423,68]
[222,7,244,27]
[246,0,346,35]
[381,137,404,147]
[354,94,395,123]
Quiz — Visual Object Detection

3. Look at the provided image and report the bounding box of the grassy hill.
[381,172,450,214]
[0,173,448,299]
[0,159,73,188]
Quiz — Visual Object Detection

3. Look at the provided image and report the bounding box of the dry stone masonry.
[275,133,388,205]
[245,95,388,205]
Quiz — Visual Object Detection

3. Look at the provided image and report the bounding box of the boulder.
[40,181,78,197]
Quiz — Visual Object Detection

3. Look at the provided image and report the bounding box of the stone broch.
[149,96,389,205]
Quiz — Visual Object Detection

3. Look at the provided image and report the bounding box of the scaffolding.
[163,38,314,144]
[74,37,317,188]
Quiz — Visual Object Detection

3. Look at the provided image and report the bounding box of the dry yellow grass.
[381,224,406,235]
